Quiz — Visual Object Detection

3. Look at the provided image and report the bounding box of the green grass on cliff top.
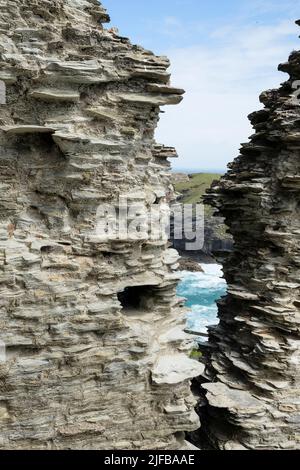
[175,173,221,205]
[174,173,231,239]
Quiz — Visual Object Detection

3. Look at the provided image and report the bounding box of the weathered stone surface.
[0,0,200,450]
[152,354,205,385]
[201,22,300,450]
[202,383,265,413]
[178,257,204,273]
[30,89,81,102]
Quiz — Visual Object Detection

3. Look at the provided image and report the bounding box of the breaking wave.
[177,264,227,336]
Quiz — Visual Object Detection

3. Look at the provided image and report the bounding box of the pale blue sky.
[103,0,300,172]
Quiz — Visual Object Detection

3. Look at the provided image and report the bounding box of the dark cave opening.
[117,285,155,312]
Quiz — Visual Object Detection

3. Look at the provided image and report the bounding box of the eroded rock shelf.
[0,0,202,450]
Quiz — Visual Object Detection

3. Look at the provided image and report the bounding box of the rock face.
[0,0,203,449]
[178,257,204,273]
[172,218,232,264]
[170,173,233,263]
[202,28,300,450]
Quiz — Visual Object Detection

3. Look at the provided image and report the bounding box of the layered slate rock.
[0,0,203,449]
[203,24,300,450]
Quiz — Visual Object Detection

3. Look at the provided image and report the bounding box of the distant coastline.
[171,168,225,175]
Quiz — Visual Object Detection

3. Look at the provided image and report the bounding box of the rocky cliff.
[201,26,300,450]
[170,173,233,264]
[0,0,204,449]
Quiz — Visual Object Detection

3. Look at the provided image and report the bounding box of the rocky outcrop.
[0,0,203,449]
[178,257,204,273]
[170,173,232,263]
[201,25,300,450]
[171,214,232,263]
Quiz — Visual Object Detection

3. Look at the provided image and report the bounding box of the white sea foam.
[179,265,226,291]
[202,263,224,277]
[177,264,227,337]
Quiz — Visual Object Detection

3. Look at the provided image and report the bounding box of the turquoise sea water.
[177,264,227,336]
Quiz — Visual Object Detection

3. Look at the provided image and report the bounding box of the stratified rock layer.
[0,0,203,449]
[203,26,300,450]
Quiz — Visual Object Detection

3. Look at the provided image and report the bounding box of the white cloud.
[238,0,300,18]
[156,19,300,171]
